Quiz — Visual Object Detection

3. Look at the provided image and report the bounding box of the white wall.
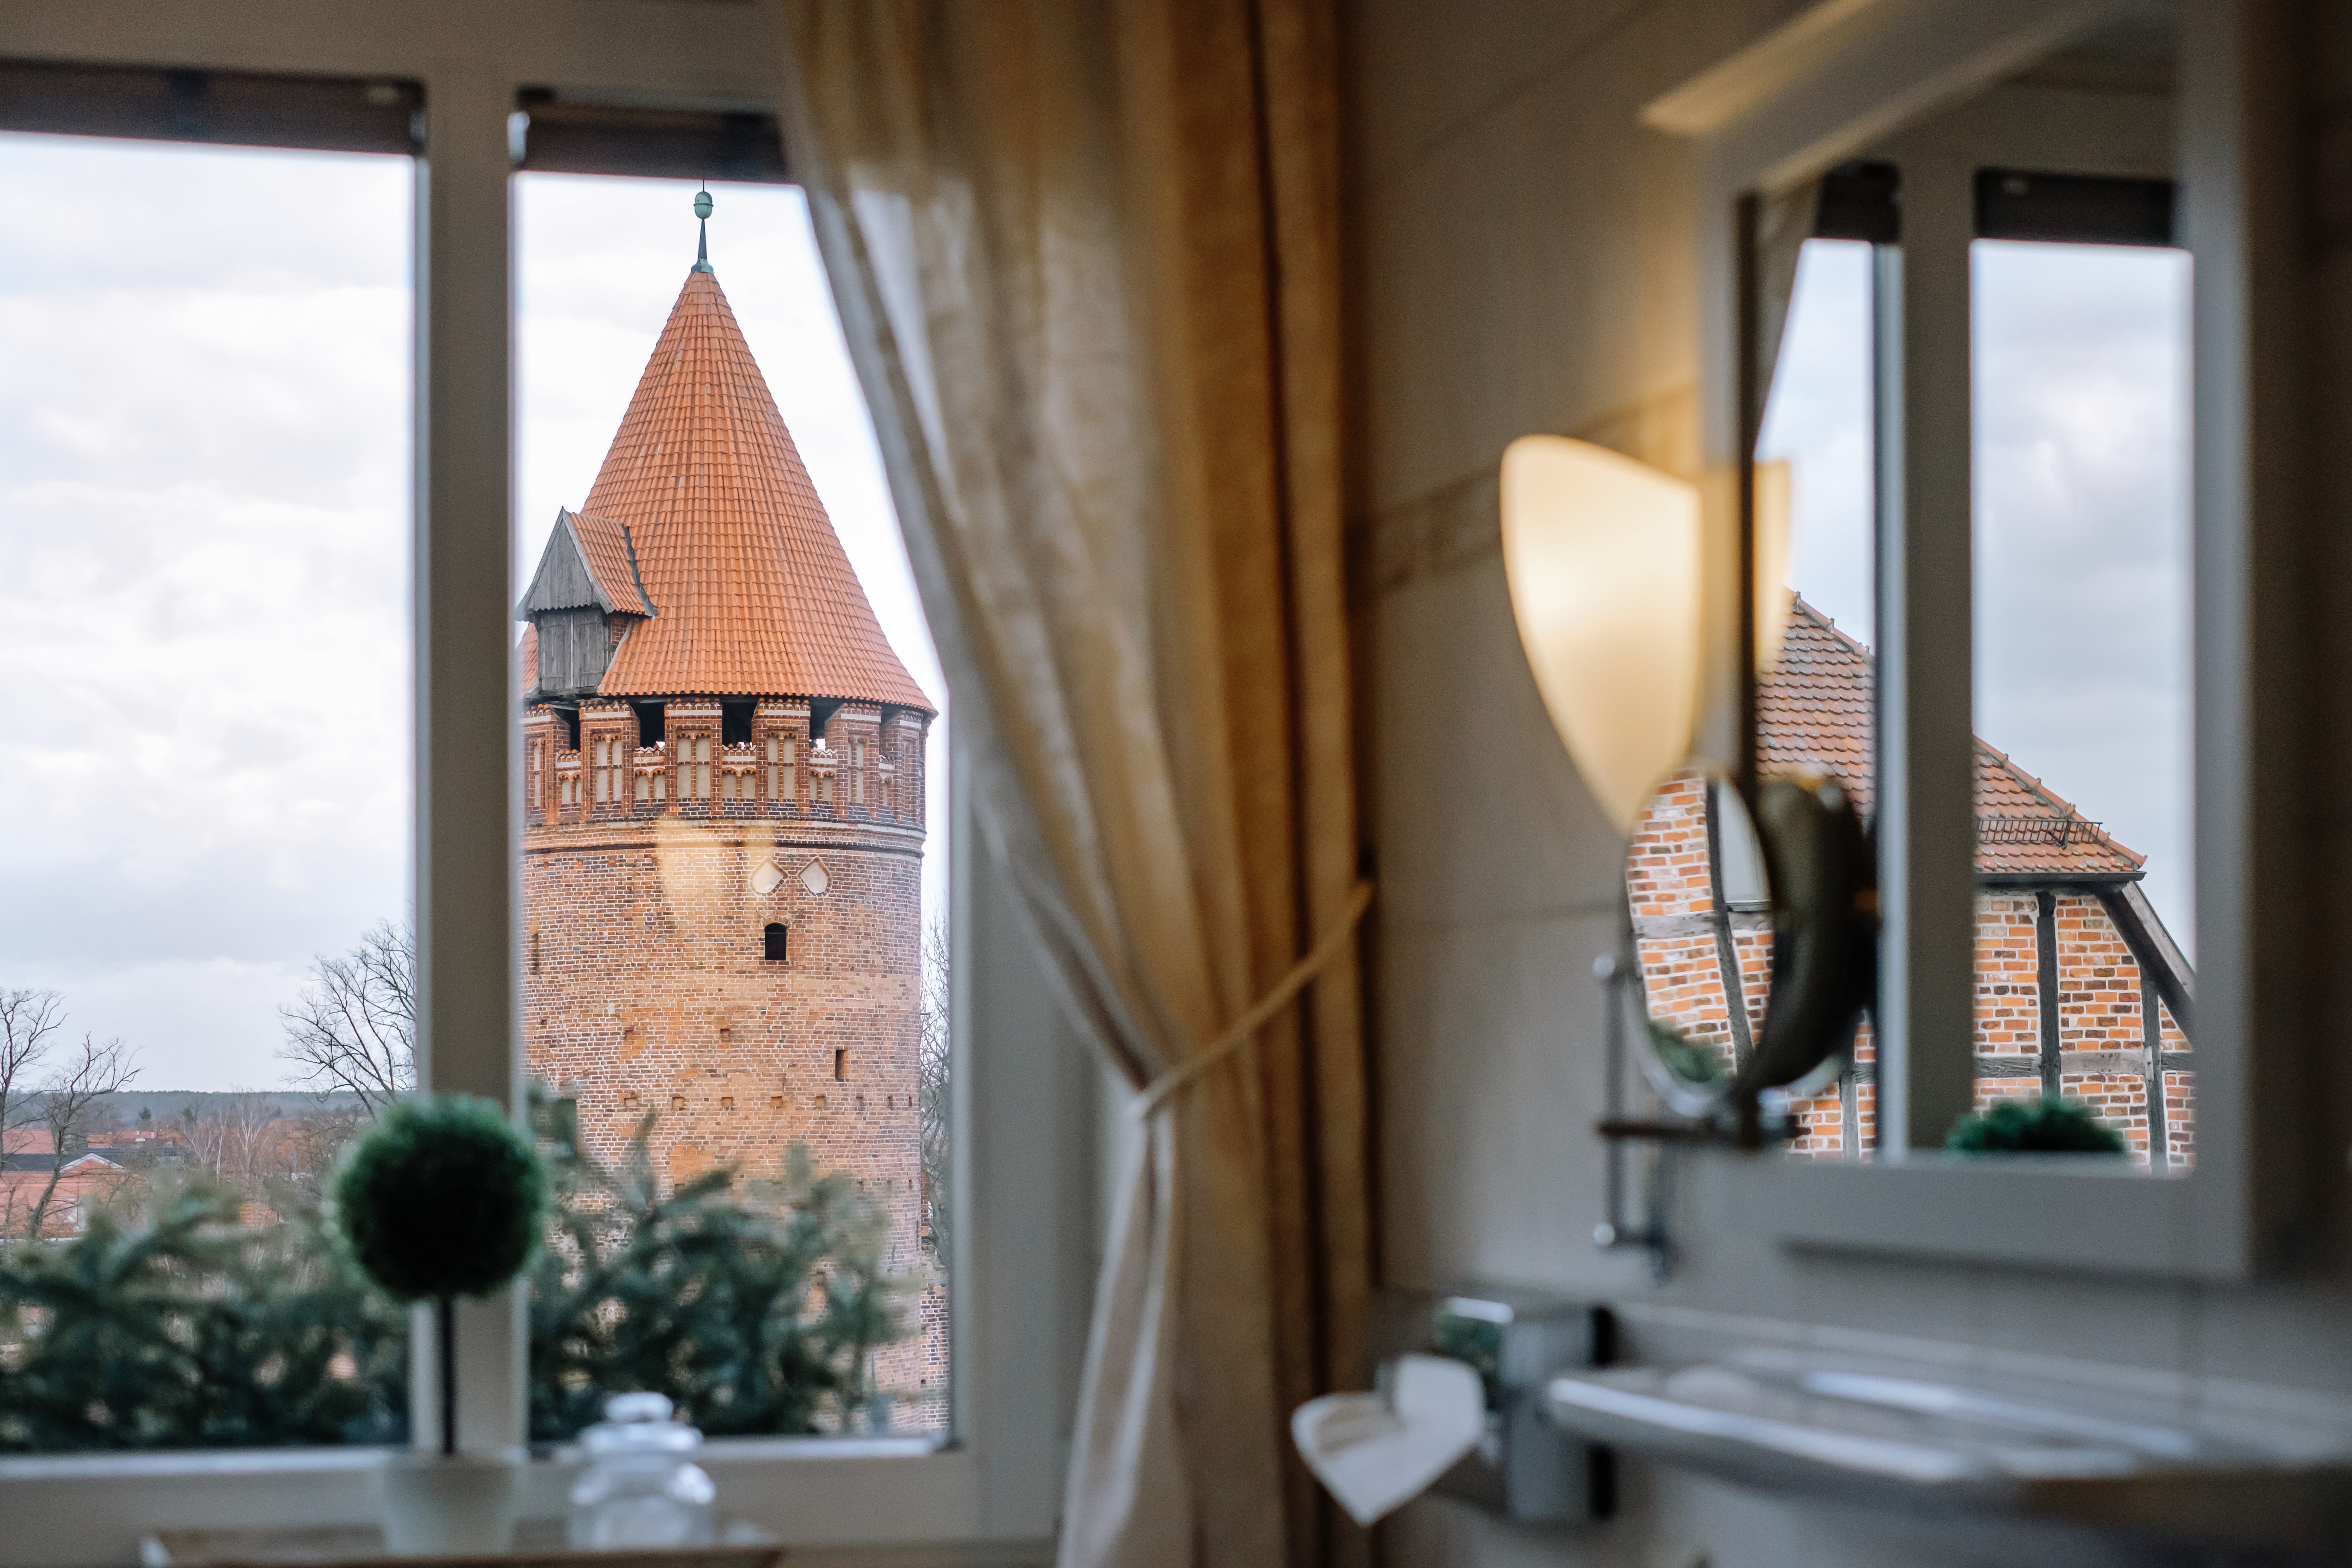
[1343,2,2352,1564]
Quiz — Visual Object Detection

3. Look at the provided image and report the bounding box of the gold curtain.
[774,4,1368,1568]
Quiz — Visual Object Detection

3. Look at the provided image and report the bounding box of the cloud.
[0,140,948,1090]
[1758,236,2194,945]
[0,134,412,1087]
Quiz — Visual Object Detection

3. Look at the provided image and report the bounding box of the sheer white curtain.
[775,5,1368,1567]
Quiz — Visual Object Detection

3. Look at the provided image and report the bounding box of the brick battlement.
[524,697,929,836]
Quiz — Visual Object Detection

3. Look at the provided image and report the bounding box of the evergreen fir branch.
[0,1091,911,1452]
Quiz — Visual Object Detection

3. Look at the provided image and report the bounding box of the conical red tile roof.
[583,267,932,712]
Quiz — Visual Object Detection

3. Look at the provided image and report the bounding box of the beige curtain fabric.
[773,6,1368,1568]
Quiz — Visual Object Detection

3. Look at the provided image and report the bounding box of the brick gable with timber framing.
[1631,598,2195,1163]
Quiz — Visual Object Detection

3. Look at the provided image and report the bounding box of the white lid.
[580,1392,702,1454]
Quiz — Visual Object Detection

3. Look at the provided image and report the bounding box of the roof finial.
[693,184,714,274]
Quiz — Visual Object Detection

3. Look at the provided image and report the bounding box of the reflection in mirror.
[1738,20,2196,1167]
[1970,227,2194,1167]
[1612,214,1886,1156]
[1626,771,1771,1117]
[1752,228,1882,1158]
[1622,768,1870,1138]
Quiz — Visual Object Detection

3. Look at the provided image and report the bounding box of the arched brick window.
[763,922,788,962]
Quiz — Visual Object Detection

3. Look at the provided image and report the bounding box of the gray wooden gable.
[519,510,615,617]
[520,509,656,701]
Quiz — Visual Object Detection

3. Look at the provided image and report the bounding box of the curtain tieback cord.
[1131,880,1376,1121]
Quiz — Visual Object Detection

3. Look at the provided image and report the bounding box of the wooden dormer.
[518,506,652,701]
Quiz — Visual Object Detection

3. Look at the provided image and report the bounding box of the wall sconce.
[1500,436,1871,1159]
[1499,437,1700,836]
[1499,440,1795,828]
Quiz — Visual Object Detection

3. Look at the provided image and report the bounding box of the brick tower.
[515,251,935,1282]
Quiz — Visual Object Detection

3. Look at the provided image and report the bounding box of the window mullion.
[413,67,526,1454]
[1874,149,1979,1154]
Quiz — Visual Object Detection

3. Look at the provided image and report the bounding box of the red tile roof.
[1758,598,2143,878]
[579,268,933,712]
[566,509,652,617]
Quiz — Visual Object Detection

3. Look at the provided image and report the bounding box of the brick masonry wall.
[1632,772,2194,1166]
[1629,773,1769,1062]
[1975,895,2040,1055]
[523,696,944,1420]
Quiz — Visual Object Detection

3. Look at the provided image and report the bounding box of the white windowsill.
[1723,1152,2242,1279]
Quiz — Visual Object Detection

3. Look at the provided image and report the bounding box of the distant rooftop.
[1759,597,2145,879]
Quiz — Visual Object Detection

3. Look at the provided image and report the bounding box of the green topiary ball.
[335,1096,550,1301]
[1946,1096,2126,1155]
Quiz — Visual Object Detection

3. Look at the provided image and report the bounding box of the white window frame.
[1646,0,2292,1278]
[0,6,1090,1563]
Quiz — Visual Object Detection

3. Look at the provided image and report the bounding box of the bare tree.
[916,915,950,1260]
[22,1033,138,1239]
[180,1091,284,1199]
[181,1100,229,1182]
[278,921,415,1114]
[0,988,65,1153]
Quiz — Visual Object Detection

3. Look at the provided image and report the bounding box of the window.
[1689,52,2201,1170]
[0,36,1081,1565]
[1626,229,1877,1156]
[515,172,953,1439]
[0,120,414,1449]
[1971,226,2193,1166]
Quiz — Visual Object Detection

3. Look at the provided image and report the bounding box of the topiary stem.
[439,1295,456,1457]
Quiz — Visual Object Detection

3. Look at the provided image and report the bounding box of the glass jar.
[566,1392,719,1548]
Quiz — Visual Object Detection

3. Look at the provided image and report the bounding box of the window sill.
[1721,1151,2248,1280]
[0,1441,1025,1568]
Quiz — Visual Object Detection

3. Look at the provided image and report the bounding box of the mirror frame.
[1644,0,2300,1279]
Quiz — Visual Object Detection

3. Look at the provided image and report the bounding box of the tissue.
[1291,1354,1486,1526]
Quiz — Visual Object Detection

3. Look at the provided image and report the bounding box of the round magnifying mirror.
[1620,766,1874,1124]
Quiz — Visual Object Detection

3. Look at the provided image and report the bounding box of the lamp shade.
[1500,436,1700,836]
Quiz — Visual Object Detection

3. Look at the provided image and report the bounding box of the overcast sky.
[1759,236,2195,947]
[0,136,944,1091]
[0,131,2196,1084]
